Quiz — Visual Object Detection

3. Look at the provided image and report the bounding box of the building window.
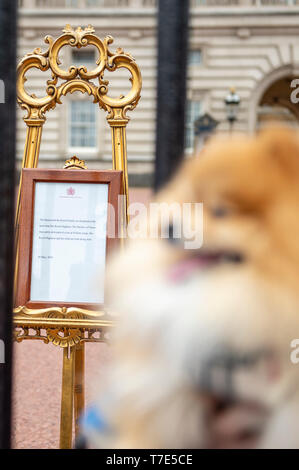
[188,49,202,66]
[65,0,78,8]
[65,0,79,6]
[185,100,201,151]
[72,48,96,67]
[69,101,97,149]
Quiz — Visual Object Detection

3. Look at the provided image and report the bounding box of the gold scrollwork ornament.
[17,24,142,123]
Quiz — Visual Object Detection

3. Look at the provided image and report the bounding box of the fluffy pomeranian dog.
[90,126,299,449]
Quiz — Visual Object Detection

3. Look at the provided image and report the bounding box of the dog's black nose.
[198,348,270,400]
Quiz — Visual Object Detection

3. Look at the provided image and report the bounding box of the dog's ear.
[259,125,299,174]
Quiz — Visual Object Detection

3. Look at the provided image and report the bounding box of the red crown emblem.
[67,187,75,196]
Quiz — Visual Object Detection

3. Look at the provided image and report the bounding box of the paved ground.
[12,188,153,449]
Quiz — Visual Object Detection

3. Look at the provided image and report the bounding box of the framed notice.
[15,169,123,311]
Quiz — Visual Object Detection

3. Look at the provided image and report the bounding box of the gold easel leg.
[60,346,75,449]
[108,121,130,225]
[14,121,45,300]
[74,343,85,441]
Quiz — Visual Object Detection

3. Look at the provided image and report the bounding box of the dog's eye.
[211,205,231,218]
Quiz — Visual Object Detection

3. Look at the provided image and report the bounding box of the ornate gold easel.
[13,25,142,448]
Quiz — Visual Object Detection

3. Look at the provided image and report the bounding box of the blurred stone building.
[17,0,299,184]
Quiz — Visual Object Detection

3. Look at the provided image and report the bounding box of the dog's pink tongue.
[167,256,210,283]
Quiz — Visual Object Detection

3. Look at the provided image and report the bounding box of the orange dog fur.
[92,126,299,449]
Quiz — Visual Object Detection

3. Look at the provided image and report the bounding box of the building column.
[154,0,190,191]
[0,0,17,450]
